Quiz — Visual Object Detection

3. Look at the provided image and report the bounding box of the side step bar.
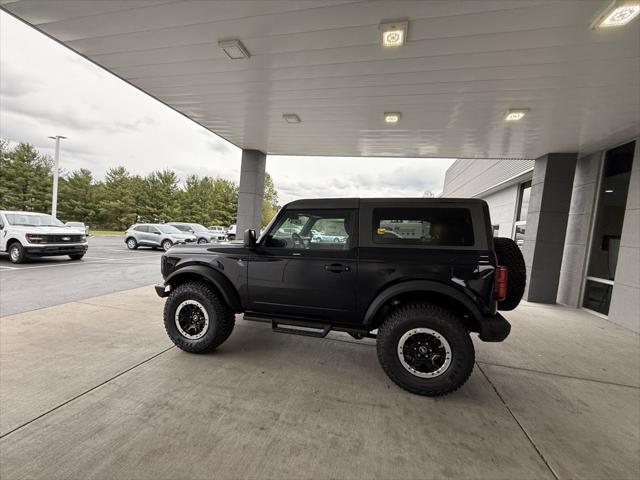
[243,312,375,339]
[272,319,331,338]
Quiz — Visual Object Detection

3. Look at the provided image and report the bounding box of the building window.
[372,208,474,246]
[516,181,531,221]
[582,141,635,316]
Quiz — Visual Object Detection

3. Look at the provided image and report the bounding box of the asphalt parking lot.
[0,236,163,316]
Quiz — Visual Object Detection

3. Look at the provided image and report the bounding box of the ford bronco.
[156,198,525,396]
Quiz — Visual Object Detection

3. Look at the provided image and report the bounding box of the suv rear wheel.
[164,281,235,353]
[126,237,138,250]
[162,239,173,251]
[376,303,474,396]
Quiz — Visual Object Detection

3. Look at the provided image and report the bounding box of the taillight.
[495,266,508,301]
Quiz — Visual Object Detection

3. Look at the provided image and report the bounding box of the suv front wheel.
[8,242,26,264]
[164,281,235,353]
[376,303,475,396]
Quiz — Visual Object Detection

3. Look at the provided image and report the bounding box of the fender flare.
[165,264,242,311]
[363,280,482,327]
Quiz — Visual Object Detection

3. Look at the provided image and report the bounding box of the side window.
[134,225,148,232]
[149,226,160,235]
[373,208,474,246]
[265,210,354,250]
[174,225,191,232]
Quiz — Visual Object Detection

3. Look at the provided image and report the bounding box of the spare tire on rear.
[494,237,526,311]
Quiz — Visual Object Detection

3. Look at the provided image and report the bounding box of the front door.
[146,226,162,246]
[247,208,358,324]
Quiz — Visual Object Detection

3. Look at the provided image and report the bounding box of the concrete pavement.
[1,288,638,479]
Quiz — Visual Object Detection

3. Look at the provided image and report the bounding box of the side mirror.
[243,229,257,249]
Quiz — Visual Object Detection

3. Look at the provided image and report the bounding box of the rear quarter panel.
[356,199,496,319]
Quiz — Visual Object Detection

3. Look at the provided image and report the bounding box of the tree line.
[0,141,279,230]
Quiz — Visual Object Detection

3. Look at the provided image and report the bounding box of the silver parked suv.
[168,222,218,244]
[124,223,196,251]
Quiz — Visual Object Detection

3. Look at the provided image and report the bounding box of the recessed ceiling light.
[282,113,301,124]
[379,20,408,47]
[605,189,614,193]
[591,1,640,28]
[384,112,401,124]
[505,108,530,121]
[218,39,250,59]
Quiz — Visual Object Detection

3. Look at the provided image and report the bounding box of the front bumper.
[155,283,170,298]
[478,313,511,342]
[24,244,88,257]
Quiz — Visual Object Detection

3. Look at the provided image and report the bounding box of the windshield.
[157,225,182,234]
[5,213,64,227]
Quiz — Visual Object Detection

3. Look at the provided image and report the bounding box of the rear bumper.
[24,244,88,257]
[478,313,511,342]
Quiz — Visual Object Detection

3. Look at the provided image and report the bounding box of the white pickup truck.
[0,211,88,264]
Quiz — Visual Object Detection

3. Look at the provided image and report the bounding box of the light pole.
[48,135,67,218]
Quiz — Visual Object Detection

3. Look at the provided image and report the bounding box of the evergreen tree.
[0,142,53,212]
[0,141,277,231]
[57,169,98,224]
[262,172,279,227]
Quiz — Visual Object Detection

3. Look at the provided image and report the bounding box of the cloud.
[267,156,454,204]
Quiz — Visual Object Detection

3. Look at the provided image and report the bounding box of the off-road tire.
[494,237,526,311]
[69,254,85,260]
[126,237,138,250]
[164,281,235,353]
[8,241,26,264]
[377,303,475,396]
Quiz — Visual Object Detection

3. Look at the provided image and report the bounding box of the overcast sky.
[0,12,454,204]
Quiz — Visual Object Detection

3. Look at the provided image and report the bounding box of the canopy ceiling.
[2,0,639,159]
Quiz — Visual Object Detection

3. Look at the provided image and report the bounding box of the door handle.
[324,263,351,273]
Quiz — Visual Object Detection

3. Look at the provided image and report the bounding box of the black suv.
[156,198,525,396]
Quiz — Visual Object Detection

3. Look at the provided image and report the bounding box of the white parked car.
[0,211,88,263]
[207,225,227,242]
[227,224,237,241]
[65,221,90,235]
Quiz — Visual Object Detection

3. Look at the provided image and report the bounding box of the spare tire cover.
[494,237,526,311]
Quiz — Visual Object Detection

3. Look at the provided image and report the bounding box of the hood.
[9,225,85,235]
[168,243,246,255]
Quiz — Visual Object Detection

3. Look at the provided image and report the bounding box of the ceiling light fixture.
[218,39,250,59]
[384,112,401,124]
[282,113,301,124]
[591,1,640,28]
[379,20,408,47]
[605,189,614,193]
[505,108,530,121]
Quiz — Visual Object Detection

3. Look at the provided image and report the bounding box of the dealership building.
[442,140,639,332]
[3,1,639,331]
